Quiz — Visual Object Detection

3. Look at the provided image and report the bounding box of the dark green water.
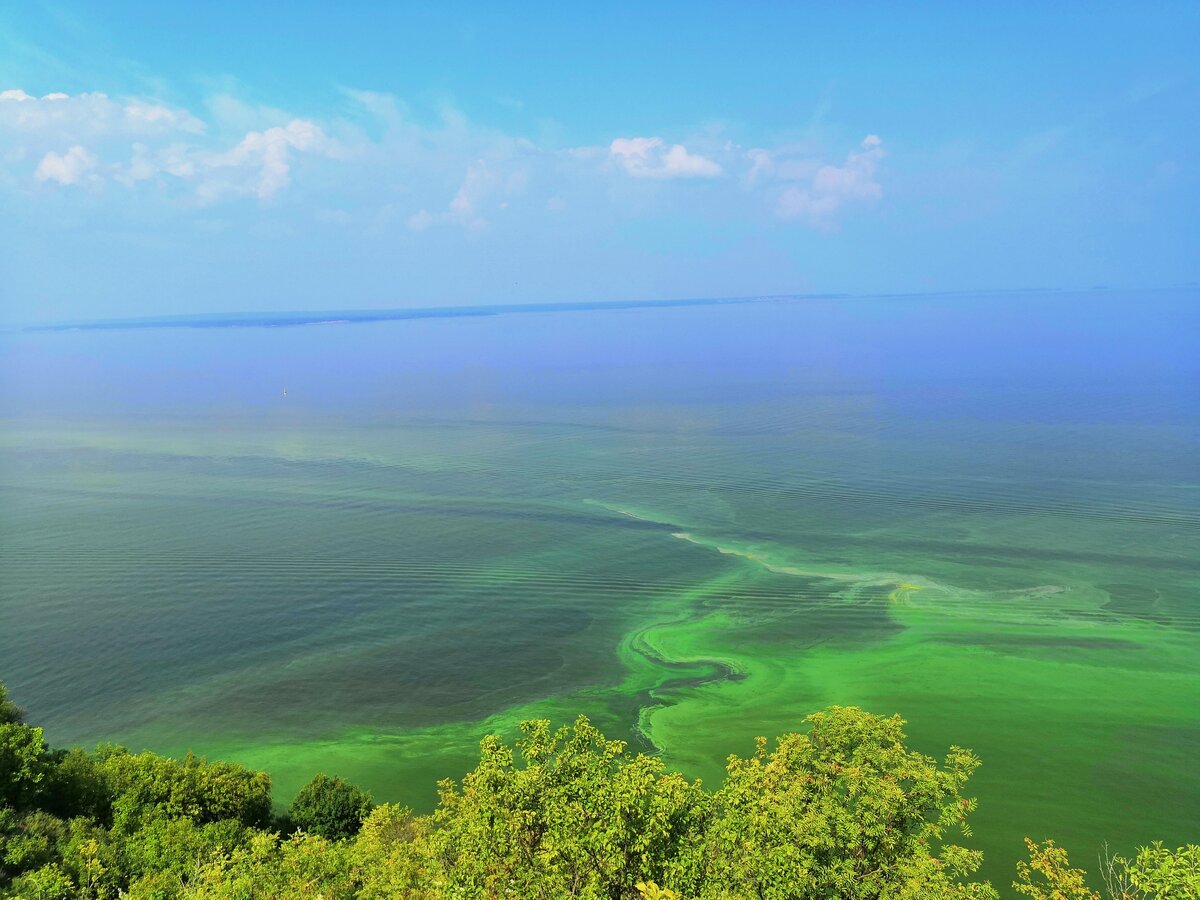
[1,291,1197,886]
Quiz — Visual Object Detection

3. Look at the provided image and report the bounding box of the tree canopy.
[287,773,374,841]
[0,679,1195,899]
[0,686,21,727]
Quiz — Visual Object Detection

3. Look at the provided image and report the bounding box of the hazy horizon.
[9,283,1198,331]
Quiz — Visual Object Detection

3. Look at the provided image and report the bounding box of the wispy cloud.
[34,144,97,185]
[2,87,343,202]
[0,88,204,139]
[609,136,722,179]
[773,135,885,227]
[206,119,337,200]
[1,84,886,233]
[447,160,500,229]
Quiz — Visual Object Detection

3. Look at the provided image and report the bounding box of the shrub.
[288,773,374,841]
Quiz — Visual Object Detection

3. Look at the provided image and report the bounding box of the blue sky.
[1,1,1197,323]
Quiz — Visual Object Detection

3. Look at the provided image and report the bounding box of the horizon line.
[14,283,1194,333]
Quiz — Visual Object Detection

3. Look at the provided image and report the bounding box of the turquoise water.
[1,290,1197,885]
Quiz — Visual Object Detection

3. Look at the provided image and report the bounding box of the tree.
[1099,841,1200,899]
[0,686,21,726]
[0,725,53,812]
[1016,838,1200,900]
[41,748,108,822]
[1124,842,1200,897]
[157,831,358,900]
[425,715,709,898]
[0,810,68,881]
[1013,839,1099,899]
[671,706,997,899]
[288,773,375,841]
[95,747,273,832]
[5,862,74,900]
[353,804,439,899]
[119,815,252,890]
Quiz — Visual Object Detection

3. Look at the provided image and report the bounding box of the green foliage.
[353,804,438,899]
[56,817,122,899]
[0,681,276,898]
[164,830,358,899]
[635,881,684,899]
[96,746,272,832]
[288,772,374,840]
[0,809,68,878]
[1,678,1195,899]
[669,705,996,899]
[1101,841,1200,899]
[1,813,124,899]
[0,686,21,726]
[426,715,709,898]
[6,863,75,900]
[120,815,252,888]
[40,748,108,822]
[1017,838,1200,900]
[1014,838,1099,899]
[0,724,53,811]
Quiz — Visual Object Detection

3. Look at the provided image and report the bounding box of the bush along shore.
[1,681,1195,898]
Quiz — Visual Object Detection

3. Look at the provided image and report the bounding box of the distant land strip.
[22,294,847,332]
[15,285,1197,332]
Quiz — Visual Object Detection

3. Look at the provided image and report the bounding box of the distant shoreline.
[17,283,1194,333]
[22,294,838,333]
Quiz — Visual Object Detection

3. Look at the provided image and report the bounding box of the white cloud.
[119,141,196,184]
[124,99,202,132]
[34,145,97,185]
[659,143,722,178]
[209,119,334,199]
[775,135,884,226]
[440,159,528,229]
[446,160,495,228]
[343,88,405,125]
[745,148,774,186]
[0,89,204,138]
[610,137,660,167]
[610,136,722,179]
[3,82,883,234]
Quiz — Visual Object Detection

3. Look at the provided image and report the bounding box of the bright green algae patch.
[619,524,1200,887]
